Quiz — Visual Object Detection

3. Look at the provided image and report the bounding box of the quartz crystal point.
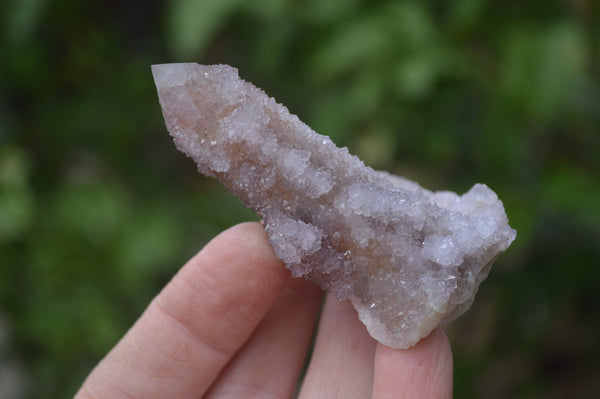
[152,63,516,349]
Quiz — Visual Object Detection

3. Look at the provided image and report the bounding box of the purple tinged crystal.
[152,63,516,348]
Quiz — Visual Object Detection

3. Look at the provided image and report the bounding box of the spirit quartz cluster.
[152,63,516,349]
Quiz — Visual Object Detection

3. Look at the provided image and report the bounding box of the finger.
[372,328,453,399]
[298,295,376,399]
[76,222,290,399]
[205,277,322,398]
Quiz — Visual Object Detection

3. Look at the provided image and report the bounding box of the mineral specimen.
[152,63,516,349]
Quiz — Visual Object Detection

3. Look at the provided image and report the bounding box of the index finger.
[75,222,290,399]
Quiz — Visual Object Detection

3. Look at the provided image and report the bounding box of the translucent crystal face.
[152,63,516,349]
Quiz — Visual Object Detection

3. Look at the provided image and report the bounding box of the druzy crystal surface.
[152,63,516,349]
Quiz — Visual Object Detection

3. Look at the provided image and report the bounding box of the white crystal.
[152,63,517,349]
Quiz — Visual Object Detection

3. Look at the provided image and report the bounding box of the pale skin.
[76,222,453,399]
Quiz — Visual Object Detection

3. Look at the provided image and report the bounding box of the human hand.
[75,222,453,398]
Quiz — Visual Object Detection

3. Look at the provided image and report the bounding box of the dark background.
[1,0,599,397]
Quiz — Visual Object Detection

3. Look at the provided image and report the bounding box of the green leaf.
[4,0,49,44]
[167,0,243,58]
[447,0,486,34]
[309,16,389,81]
[499,23,587,119]
[301,0,359,24]
[0,146,34,241]
[51,178,129,245]
[541,165,600,226]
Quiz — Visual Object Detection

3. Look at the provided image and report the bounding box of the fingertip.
[157,221,291,352]
[205,221,291,288]
[373,328,453,399]
[200,221,287,278]
[208,221,274,258]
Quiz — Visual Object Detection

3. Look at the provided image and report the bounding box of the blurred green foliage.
[1,0,599,397]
